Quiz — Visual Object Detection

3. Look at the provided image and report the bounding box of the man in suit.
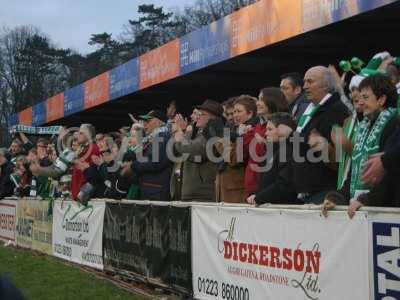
[288,66,350,204]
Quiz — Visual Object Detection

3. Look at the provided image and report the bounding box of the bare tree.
[0,25,39,113]
[0,25,72,145]
[173,0,257,35]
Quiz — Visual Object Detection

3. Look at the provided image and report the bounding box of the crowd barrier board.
[103,201,192,294]
[192,205,370,300]
[190,203,400,300]
[1,197,399,299]
[15,199,53,255]
[52,200,105,270]
[367,211,400,300]
[0,199,17,242]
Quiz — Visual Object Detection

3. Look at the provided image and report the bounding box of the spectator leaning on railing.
[362,125,400,207]
[246,112,299,205]
[322,74,400,217]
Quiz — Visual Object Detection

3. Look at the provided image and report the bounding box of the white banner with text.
[0,200,17,242]
[52,200,105,270]
[192,206,369,300]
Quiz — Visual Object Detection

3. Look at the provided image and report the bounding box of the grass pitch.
[0,245,145,300]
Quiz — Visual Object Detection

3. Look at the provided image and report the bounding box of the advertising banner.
[357,0,399,13]
[139,40,180,89]
[192,206,369,300]
[369,213,400,299]
[19,107,32,126]
[31,200,53,255]
[0,200,17,242]
[84,72,110,109]
[15,200,53,253]
[180,18,231,75]
[32,102,46,126]
[46,93,64,123]
[64,84,84,117]
[109,58,139,100]
[8,114,18,127]
[230,0,302,57]
[103,202,191,292]
[302,0,398,33]
[52,200,105,270]
[16,199,34,248]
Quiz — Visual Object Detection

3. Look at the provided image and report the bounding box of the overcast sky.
[1,0,192,54]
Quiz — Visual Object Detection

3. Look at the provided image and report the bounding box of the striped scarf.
[10,125,62,135]
[350,108,397,199]
[336,114,359,190]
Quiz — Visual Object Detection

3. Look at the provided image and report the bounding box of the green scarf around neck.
[350,108,397,199]
[336,115,359,190]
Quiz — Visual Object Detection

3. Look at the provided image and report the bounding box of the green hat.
[360,51,391,77]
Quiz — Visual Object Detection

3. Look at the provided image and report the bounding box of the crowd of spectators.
[1,51,399,218]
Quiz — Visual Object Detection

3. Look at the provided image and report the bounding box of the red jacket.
[71,143,100,200]
[244,122,267,195]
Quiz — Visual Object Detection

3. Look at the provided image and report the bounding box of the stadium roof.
[10,0,400,131]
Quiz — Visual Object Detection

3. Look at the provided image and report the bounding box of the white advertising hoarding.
[52,200,105,270]
[192,206,369,300]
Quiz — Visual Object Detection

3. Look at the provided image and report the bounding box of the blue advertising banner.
[331,0,397,22]
[109,58,139,100]
[32,101,46,126]
[64,84,84,117]
[8,114,18,127]
[372,222,400,299]
[302,0,398,33]
[180,18,231,75]
[357,0,398,14]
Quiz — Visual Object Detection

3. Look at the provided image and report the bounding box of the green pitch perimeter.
[0,245,145,300]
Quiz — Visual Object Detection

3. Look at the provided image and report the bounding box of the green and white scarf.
[336,115,359,190]
[296,94,331,133]
[296,104,321,133]
[350,108,397,198]
[10,125,62,135]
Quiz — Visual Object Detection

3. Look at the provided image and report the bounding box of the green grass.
[0,245,146,300]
